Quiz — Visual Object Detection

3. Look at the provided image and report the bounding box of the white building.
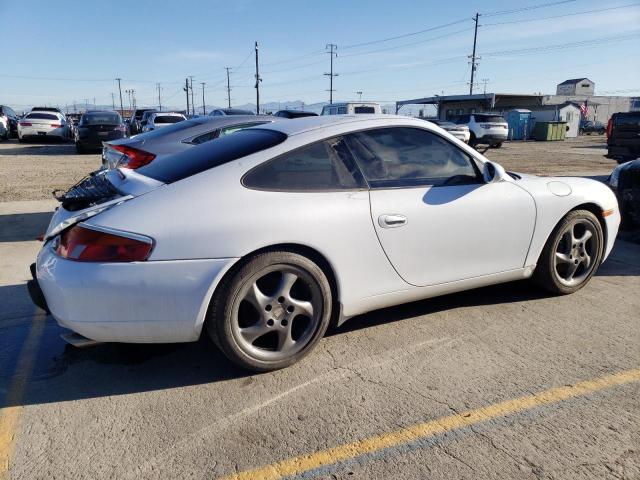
[556,78,595,96]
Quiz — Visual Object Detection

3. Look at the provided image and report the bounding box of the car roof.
[255,114,422,136]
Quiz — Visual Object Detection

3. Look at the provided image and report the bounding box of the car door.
[345,126,536,287]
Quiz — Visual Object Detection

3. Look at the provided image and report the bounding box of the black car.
[607,112,640,163]
[0,105,19,139]
[579,120,606,135]
[75,111,127,153]
[610,159,640,227]
[273,110,318,119]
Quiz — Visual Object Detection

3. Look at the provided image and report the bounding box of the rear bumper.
[475,132,507,143]
[77,132,125,149]
[607,144,640,159]
[27,263,50,313]
[35,245,237,343]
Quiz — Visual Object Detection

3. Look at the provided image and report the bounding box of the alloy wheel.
[553,218,600,287]
[230,265,322,362]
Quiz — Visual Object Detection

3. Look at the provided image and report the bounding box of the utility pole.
[111,93,116,110]
[356,91,363,101]
[482,78,489,94]
[469,13,480,95]
[254,41,261,114]
[201,82,206,115]
[324,44,338,104]
[225,67,232,108]
[116,78,124,115]
[157,83,162,111]
[93,97,96,108]
[184,78,190,114]
[189,76,195,115]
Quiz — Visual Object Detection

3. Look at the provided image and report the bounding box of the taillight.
[606,119,613,138]
[19,122,32,127]
[55,225,153,262]
[50,123,62,128]
[110,144,156,169]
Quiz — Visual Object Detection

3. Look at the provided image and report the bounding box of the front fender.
[519,177,619,267]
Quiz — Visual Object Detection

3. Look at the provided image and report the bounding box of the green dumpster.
[533,122,553,140]
[533,121,567,141]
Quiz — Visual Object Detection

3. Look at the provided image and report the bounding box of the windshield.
[154,115,184,124]
[474,114,505,123]
[82,113,120,125]
[26,113,58,120]
[136,129,287,183]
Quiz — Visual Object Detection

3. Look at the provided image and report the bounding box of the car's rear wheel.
[206,251,332,371]
[75,142,84,154]
[533,209,603,294]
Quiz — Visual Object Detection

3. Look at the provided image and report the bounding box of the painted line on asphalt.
[0,313,46,479]
[219,367,640,480]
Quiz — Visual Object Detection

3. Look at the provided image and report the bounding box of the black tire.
[579,128,585,136]
[18,136,25,143]
[469,132,477,147]
[75,142,84,154]
[493,142,503,148]
[206,250,332,371]
[532,209,604,295]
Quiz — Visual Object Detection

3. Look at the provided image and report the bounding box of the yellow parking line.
[220,368,640,480]
[0,316,46,479]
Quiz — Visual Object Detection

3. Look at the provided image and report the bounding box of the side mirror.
[483,161,507,183]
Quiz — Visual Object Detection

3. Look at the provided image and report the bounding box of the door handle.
[378,214,407,228]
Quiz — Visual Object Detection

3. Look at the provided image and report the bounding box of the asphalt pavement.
[1,197,639,480]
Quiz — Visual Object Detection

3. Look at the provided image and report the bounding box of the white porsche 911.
[30,115,620,371]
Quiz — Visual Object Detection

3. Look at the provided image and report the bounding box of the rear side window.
[473,114,505,123]
[137,129,287,183]
[26,113,58,120]
[154,115,184,124]
[243,136,365,191]
[615,113,640,126]
[345,127,480,188]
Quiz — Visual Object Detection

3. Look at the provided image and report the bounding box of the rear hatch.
[44,169,163,241]
[21,113,61,131]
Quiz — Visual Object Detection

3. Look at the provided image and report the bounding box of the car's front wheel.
[207,251,332,371]
[533,209,603,294]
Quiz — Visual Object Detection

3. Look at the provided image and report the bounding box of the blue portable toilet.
[506,109,533,140]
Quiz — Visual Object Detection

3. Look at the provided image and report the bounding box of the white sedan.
[142,112,187,132]
[31,115,620,371]
[18,111,70,141]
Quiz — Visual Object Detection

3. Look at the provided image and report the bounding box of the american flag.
[580,99,589,118]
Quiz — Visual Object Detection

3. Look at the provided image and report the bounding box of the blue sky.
[1,0,639,112]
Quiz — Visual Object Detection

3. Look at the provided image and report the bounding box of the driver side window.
[345,127,480,188]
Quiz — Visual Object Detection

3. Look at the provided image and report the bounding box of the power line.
[482,0,577,17]
[341,18,471,50]
[483,3,640,26]
[340,27,474,59]
[481,31,640,57]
